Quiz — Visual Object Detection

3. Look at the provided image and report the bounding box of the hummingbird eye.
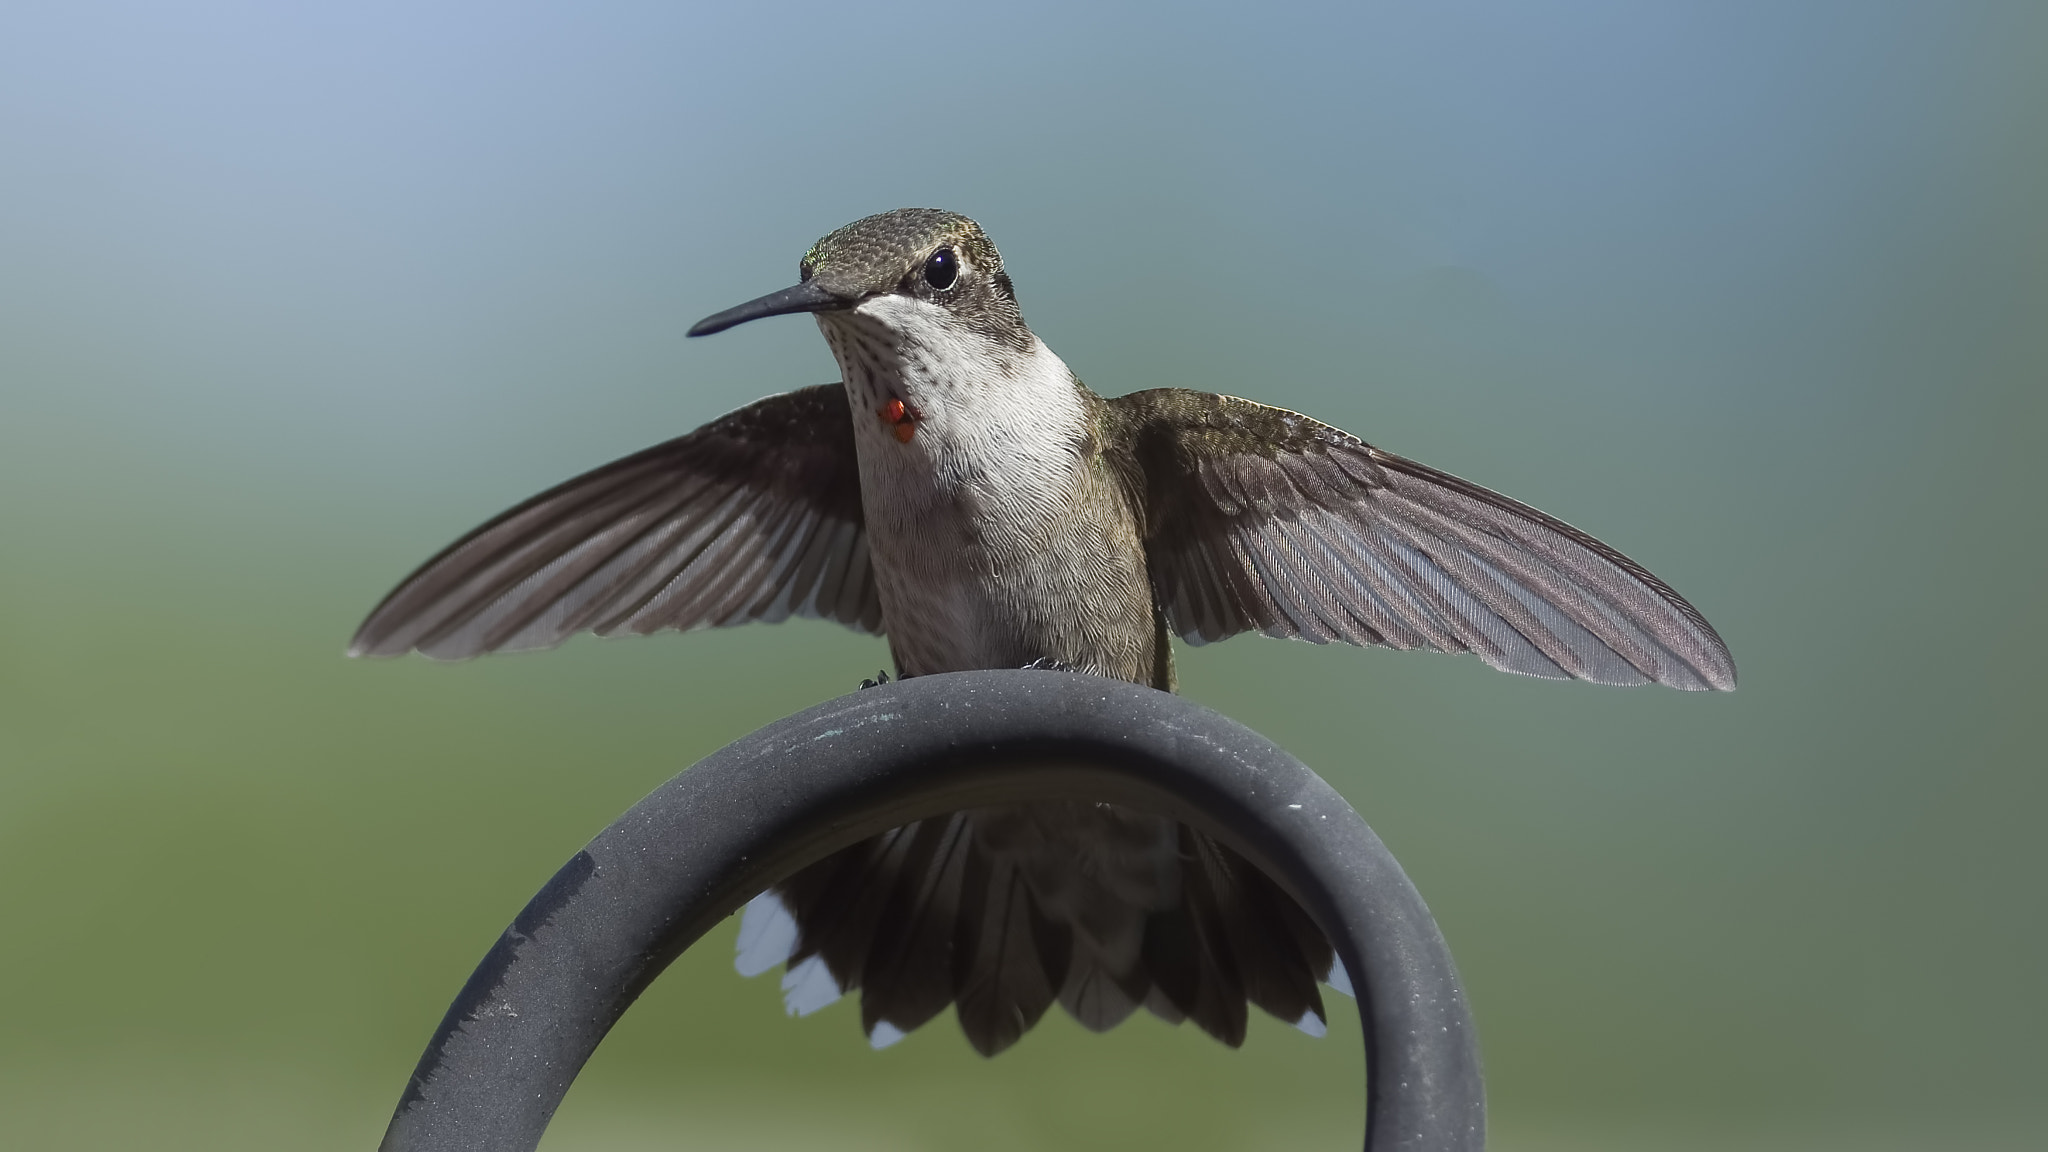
[923,247,959,291]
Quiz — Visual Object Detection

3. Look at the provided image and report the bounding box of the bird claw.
[1020,657,1083,674]
[857,669,894,690]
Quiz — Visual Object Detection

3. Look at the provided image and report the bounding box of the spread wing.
[1107,389,1735,690]
[350,384,881,659]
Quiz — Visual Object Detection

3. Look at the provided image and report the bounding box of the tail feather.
[953,857,1064,1056]
[1251,858,1337,1020]
[782,824,916,983]
[1059,952,1144,1032]
[735,890,800,977]
[780,954,843,1016]
[1143,983,1188,1025]
[1192,831,1329,1033]
[1165,828,1251,1047]
[859,814,973,1038]
[748,804,1334,1055]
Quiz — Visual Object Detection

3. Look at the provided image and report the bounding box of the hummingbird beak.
[687,280,852,337]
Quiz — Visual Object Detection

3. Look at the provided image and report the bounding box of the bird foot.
[857,669,894,690]
[1020,657,1084,674]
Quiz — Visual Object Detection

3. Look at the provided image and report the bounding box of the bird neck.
[818,300,1092,474]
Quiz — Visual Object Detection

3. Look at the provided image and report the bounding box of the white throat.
[817,295,1089,489]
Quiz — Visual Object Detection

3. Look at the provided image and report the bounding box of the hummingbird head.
[687,208,1031,353]
[690,209,1082,460]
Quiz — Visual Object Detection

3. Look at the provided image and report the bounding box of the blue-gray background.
[3,2,2042,1148]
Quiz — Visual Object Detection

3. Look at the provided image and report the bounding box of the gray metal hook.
[378,670,1484,1151]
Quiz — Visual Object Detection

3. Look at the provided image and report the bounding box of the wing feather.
[1108,389,1735,690]
[350,384,879,659]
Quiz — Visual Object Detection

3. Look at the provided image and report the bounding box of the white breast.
[816,298,1143,677]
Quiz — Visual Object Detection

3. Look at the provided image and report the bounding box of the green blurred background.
[3,2,2043,1149]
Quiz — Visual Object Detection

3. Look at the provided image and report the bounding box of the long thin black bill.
[687,280,851,337]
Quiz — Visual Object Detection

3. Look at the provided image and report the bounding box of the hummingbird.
[351,207,1735,1056]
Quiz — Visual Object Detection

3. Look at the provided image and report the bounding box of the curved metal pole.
[378,670,1484,1151]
